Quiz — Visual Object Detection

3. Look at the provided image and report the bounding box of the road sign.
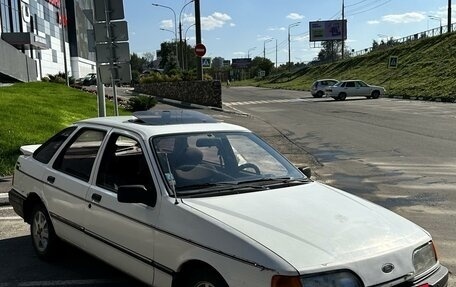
[99,62,132,84]
[195,43,206,57]
[388,56,398,68]
[94,0,124,22]
[202,57,211,68]
[94,21,128,43]
[96,42,130,63]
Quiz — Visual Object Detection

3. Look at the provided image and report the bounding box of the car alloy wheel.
[31,204,57,260]
[372,91,380,99]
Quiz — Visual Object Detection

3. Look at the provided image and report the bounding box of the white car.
[9,110,448,287]
[310,79,339,98]
[325,80,386,100]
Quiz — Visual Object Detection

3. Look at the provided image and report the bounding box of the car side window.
[33,127,77,164]
[53,129,106,182]
[346,82,355,87]
[97,134,154,193]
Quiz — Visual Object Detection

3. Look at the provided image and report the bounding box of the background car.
[325,80,386,100]
[82,73,97,86]
[310,79,339,98]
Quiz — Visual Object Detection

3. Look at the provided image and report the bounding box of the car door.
[83,130,161,285]
[356,81,370,96]
[44,127,107,248]
[344,81,356,96]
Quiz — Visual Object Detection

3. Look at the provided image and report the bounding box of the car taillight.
[271,275,302,287]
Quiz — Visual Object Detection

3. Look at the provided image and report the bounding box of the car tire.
[314,91,324,98]
[371,91,380,99]
[30,204,58,260]
[337,93,347,101]
[183,268,228,287]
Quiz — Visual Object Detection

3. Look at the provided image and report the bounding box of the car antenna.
[163,153,179,205]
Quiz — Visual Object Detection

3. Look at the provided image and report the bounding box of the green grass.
[235,33,456,100]
[0,82,129,176]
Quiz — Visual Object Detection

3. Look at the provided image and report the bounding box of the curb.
[0,193,8,206]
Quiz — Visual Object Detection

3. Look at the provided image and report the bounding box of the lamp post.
[263,38,272,59]
[183,23,196,70]
[152,3,180,68]
[428,15,443,34]
[247,46,256,58]
[288,22,300,70]
[179,0,194,69]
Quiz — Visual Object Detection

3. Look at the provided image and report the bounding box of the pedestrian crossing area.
[223,98,309,107]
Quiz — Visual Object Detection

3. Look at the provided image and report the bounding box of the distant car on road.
[325,80,386,100]
[82,73,97,86]
[9,110,448,287]
[310,79,338,98]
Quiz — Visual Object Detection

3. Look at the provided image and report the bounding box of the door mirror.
[117,185,157,207]
[298,166,312,179]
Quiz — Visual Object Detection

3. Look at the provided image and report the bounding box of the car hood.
[183,182,430,281]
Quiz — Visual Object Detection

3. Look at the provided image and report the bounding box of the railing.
[353,23,456,57]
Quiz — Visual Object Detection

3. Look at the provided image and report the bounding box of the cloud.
[381,12,426,24]
[160,19,174,29]
[287,13,304,20]
[293,35,309,42]
[367,20,380,25]
[233,51,245,56]
[268,27,286,31]
[230,23,236,27]
[201,12,232,30]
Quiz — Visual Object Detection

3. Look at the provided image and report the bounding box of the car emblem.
[382,263,395,273]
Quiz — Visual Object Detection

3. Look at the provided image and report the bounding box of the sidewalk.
[0,99,315,206]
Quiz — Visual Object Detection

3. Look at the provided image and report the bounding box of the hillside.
[244,32,456,101]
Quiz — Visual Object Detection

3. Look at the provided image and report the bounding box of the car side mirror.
[298,166,312,179]
[117,185,157,207]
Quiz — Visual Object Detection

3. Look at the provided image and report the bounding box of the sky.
[124,0,455,65]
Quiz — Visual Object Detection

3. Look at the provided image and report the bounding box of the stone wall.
[134,80,222,108]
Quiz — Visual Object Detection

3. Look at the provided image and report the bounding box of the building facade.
[0,0,95,82]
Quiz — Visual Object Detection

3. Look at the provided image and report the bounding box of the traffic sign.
[195,43,206,57]
[96,42,130,63]
[99,62,132,84]
[388,56,398,68]
[94,0,124,22]
[202,57,211,68]
[94,21,129,43]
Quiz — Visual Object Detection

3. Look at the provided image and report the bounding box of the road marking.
[0,216,22,220]
[0,206,13,211]
[224,98,308,106]
[0,279,123,287]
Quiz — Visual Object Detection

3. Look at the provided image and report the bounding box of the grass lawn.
[0,82,129,176]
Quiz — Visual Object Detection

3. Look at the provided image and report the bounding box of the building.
[0,0,95,82]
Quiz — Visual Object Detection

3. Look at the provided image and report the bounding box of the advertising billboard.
[309,20,347,42]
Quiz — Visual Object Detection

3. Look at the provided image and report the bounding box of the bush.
[126,95,157,111]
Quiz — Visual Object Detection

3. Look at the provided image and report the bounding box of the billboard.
[309,20,347,42]
[231,58,252,69]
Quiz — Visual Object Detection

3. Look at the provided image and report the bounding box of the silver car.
[310,79,339,98]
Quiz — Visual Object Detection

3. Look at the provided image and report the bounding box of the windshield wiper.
[237,177,309,185]
[177,182,265,197]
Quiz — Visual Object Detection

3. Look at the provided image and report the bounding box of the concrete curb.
[0,192,8,206]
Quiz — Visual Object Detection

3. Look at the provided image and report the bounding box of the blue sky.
[124,0,454,65]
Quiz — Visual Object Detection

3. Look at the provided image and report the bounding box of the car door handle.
[47,176,55,184]
[91,193,102,203]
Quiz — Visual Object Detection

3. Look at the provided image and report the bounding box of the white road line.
[0,216,22,220]
[0,278,121,287]
[0,206,13,211]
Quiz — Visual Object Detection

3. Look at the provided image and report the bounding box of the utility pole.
[341,0,345,59]
[194,0,203,80]
[449,0,452,33]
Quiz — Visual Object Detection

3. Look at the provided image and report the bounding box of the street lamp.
[288,21,300,70]
[247,46,256,58]
[428,15,443,34]
[263,38,272,59]
[183,23,196,70]
[152,3,180,68]
[179,0,194,69]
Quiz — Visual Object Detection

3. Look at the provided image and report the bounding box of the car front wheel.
[337,93,347,101]
[371,90,380,99]
[31,204,58,260]
[313,91,324,98]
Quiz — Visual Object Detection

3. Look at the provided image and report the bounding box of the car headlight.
[271,271,362,287]
[413,241,438,276]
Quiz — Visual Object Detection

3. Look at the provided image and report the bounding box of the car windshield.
[151,132,306,197]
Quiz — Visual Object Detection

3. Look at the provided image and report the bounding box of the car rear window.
[33,127,77,164]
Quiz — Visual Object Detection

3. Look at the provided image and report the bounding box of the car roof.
[315,79,338,82]
[77,110,250,137]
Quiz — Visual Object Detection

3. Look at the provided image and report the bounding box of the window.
[346,81,355,87]
[33,127,76,164]
[97,134,153,192]
[53,129,106,182]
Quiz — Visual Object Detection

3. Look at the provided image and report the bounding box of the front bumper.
[409,265,448,287]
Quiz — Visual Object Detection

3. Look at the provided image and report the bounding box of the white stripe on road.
[0,206,13,211]
[0,279,122,287]
[0,216,22,220]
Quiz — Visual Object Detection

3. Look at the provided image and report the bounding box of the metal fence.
[353,23,456,57]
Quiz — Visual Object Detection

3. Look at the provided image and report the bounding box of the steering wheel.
[238,163,261,175]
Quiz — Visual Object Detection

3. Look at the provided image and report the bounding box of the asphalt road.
[1,86,454,286]
[223,86,456,286]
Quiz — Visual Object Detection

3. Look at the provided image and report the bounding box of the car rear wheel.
[31,204,58,260]
[183,268,228,287]
[313,91,324,98]
[337,93,347,101]
[371,90,380,99]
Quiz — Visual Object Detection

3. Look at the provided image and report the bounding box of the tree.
[130,53,148,73]
[249,57,274,77]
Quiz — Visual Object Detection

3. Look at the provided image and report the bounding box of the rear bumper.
[8,188,25,220]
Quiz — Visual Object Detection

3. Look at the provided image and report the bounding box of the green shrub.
[126,95,157,111]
